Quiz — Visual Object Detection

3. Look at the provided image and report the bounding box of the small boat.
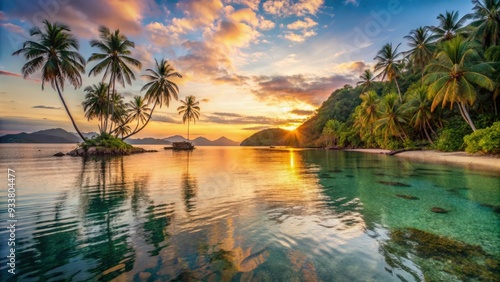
[270,146,275,148]
[172,141,195,150]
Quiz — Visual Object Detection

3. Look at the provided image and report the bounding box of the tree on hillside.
[424,36,495,131]
[357,69,375,91]
[404,27,436,79]
[429,11,471,41]
[468,0,500,49]
[374,43,404,102]
[376,93,408,142]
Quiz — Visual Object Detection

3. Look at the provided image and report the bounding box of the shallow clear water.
[0,144,499,281]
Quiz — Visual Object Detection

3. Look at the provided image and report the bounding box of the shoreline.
[345,148,500,171]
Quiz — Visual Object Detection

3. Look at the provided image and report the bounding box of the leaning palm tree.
[125,96,151,134]
[468,0,500,49]
[424,36,495,131]
[356,90,380,134]
[88,26,142,133]
[357,69,375,91]
[177,95,201,142]
[374,43,404,102]
[428,11,471,42]
[13,20,87,140]
[82,82,109,133]
[404,27,436,79]
[123,59,182,140]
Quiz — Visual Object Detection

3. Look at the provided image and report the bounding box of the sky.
[0,0,473,141]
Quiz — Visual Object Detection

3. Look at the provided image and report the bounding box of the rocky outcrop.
[67,146,157,157]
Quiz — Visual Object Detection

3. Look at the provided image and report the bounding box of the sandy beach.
[345,149,500,171]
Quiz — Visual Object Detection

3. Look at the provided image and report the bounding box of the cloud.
[242,126,271,130]
[0,70,22,78]
[175,40,234,80]
[152,115,181,124]
[283,29,316,42]
[252,74,354,106]
[287,17,317,30]
[5,0,155,38]
[275,54,300,67]
[290,109,314,116]
[170,0,223,35]
[0,11,7,21]
[262,0,324,17]
[0,70,41,82]
[204,113,302,126]
[331,60,368,75]
[201,98,210,103]
[214,74,250,85]
[32,105,62,110]
[212,112,243,117]
[230,0,260,10]
[344,0,359,6]
[227,8,275,30]
[0,23,25,34]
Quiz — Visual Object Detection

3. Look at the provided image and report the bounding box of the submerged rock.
[378,181,411,187]
[431,207,448,214]
[396,194,419,200]
[391,228,499,281]
[53,152,65,157]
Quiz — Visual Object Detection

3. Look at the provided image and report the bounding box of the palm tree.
[374,43,404,102]
[486,45,500,114]
[13,20,87,140]
[82,83,109,133]
[424,36,495,131]
[429,11,471,41]
[357,69,375,91]
[356,91,380,133]
[123,59,182,140]
[178,96,200,142]
[88,26,142,133]
[126,96,151,134]
[376,93,408,142]
[404,27,436,79]
[468,0,500,49]
[403,85,435,143]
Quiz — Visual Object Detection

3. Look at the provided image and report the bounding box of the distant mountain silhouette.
[127,138,171,145]
[0,128,239,145]
[164,135,188,143]
[0,128,80,143]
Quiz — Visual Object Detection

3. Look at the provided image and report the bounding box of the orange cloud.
[287,17,317,30]
[228,8,276,30]
[252,74,354,106]
[6,0,155,38]
[0,23,25,34]
[284,30,316,42]
[263,0,324,16]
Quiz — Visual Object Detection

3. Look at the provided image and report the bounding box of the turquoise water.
[0,145,498,281]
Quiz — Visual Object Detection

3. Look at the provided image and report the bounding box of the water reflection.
[180,151,197,213]
[0,146,498,281]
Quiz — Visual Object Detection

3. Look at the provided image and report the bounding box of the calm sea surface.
[0,144,499,281]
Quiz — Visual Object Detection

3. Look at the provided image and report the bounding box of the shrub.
[435,127,471,152]
[81,133,133,151]
[464,122,500,154]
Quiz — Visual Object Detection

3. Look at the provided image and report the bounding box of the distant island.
[0,128,240,146]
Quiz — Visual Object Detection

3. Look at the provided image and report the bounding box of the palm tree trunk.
[109,78,116,134]
[460,102,477,131]
[423,125,433,144]
[122,101,157,140]
[394,78,403,102]
[187,120,190,142]
[55,81,87,141]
